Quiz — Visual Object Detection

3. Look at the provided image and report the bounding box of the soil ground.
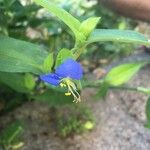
[0,66,150,150]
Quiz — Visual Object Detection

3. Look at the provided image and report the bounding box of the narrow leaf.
[33,0,83,41]
[87,29,150,46]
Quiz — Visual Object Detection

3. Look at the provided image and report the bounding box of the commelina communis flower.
[40,58,83,103]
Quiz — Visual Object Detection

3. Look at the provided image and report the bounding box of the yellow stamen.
[60,83,66,87]
[65,79,81,103]
[65,92,71,96]
[60,78,81,103]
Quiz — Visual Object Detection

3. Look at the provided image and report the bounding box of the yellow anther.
[60,83,66,87]
[60,83,63,87]
[61,78,81,103]
[65,92,71,96]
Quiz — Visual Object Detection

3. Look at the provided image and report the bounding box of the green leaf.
[33,0,80,29]
[24,73,36,91]
[0,36,47,74]
[79,17,100,38]
[96,82,109,99]
[0,72,32,93]
[145,97,150,128]
[4,0,16,7]
[43,53,54,73]
[0,121,23,145]
[87,29,150,46]
[32,90,73,106]
[33,0,84,43]
[105,63,143,86]
[55,48,74,68]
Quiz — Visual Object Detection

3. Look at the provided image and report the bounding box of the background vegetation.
[0,0,150,149]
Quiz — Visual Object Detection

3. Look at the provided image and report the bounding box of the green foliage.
[73,29,150,60]
[87,29,150,46]
[33,0,86,45]
[96,83,109,99]
[104,63,143,86]
[0,0,40,37]
[0,36,47,74]
[0,85,27,112]
[33,0,80,31]
[32,89,73,106]
[0,121,24,150]
[2,0,16,7]
[79,17,100,38]
[0,72,34,93]
[0,0,149,135]
[43,53,54,73]
[55,48,74,68]
[24,73,36,91]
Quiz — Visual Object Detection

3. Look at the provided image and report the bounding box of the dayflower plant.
[40,58,83,103]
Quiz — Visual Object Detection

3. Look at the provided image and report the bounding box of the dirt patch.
[0,66,150,150]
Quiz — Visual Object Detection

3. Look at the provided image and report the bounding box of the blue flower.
[40,58,83,102]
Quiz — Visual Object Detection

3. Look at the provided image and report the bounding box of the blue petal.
[40,73,61,86]
[55,58,83,80]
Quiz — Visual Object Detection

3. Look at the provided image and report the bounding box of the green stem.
[110,86,138,92]
[82,80,149,95]
[110,86,150,94]
[72,46,86,59]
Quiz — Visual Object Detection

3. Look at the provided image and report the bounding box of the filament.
[60,78,81,103]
